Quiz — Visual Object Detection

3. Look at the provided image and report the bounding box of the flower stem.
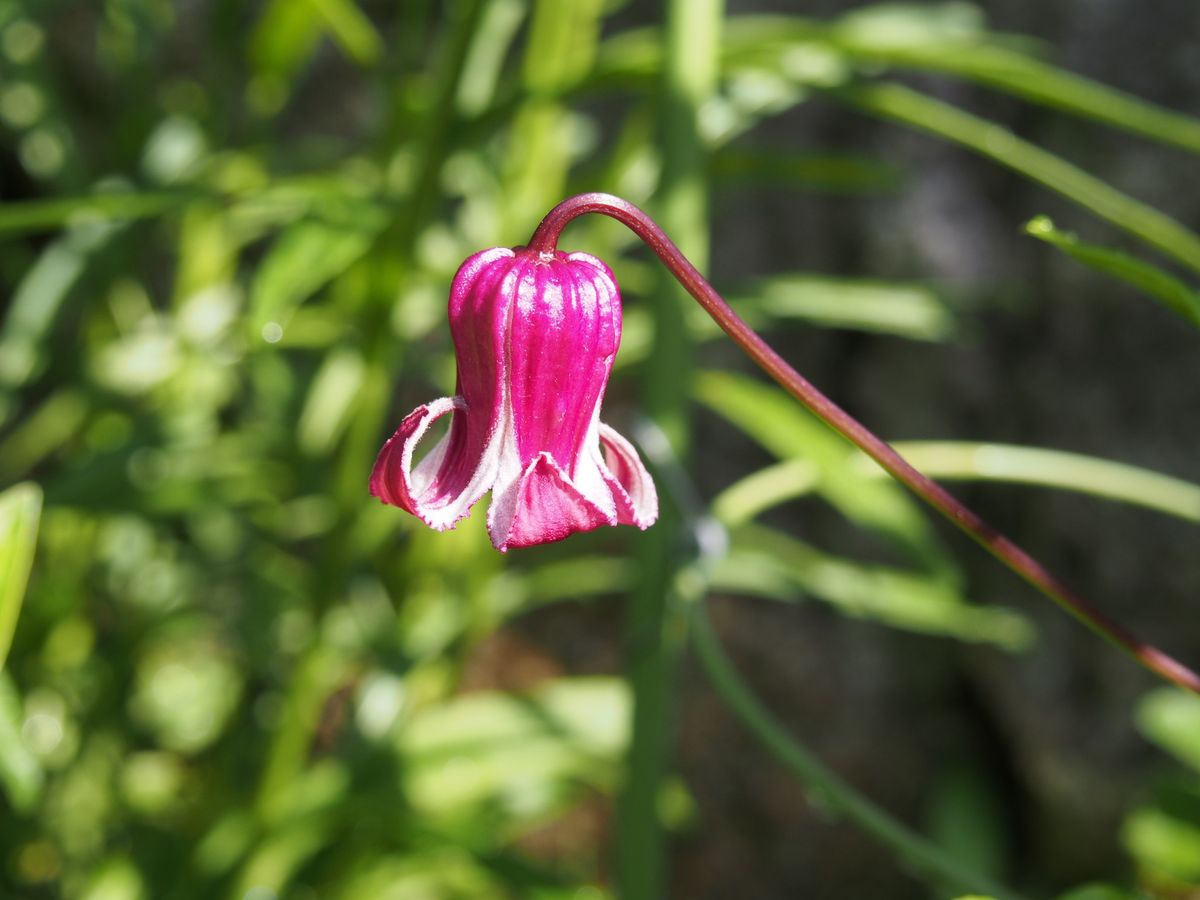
[528,191,1200,696]
[690,603,1027,900]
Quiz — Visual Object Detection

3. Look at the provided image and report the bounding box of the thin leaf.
[1055,888,1137,900]
[695,369,951,571]
[885,441,1200,523]
[724,274,954,341]
[296,347,366,456]
[827,5,1200,155]
[248,204,385,336]
[397,677,630,814]
[0,222,120,418]
[714,442,1200,526]
[0,190,200,237]
[838,83,1200,277]
[0,673,41,812]
[0,482,42,672]
[307,0,383,66]
[604,10,1200,155]
[715,524,1033,649]
[1136,688,1200,774]
[1024,216,1200,327]
[1122,805,1200,884]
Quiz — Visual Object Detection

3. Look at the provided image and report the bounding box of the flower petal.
[369,396,498,531]
[506,252,621,475]
[489,451,616,552]
[597,422,658,529]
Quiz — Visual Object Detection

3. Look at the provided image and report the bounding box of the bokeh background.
[1,1,1199,899]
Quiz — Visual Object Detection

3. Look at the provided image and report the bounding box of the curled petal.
[597,422,658,529]
[369,397,498,531]
[489,452,616,552]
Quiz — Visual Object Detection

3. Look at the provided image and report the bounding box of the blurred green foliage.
[0,1,1197,897]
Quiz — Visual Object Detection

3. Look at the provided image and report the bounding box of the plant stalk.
[617,3,723,897]
[528,191,1200,696]
[690,603,1026,900]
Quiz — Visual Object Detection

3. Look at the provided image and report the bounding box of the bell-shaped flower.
[370,246,658,551]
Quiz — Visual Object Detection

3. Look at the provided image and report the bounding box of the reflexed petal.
[597,422,658,529]
[488,452,615,552]
[369,396,499,531]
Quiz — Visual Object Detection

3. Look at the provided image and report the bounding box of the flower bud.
[371,247,658,551]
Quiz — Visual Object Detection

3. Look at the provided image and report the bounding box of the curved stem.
[690,603,1026,900]
[528,191,1200,696]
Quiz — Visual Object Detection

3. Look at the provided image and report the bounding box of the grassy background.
[1,1,1199,898]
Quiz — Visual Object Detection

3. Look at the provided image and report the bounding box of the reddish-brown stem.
[529,191,1200,696]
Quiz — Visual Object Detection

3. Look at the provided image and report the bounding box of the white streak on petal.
[597,422,659,529]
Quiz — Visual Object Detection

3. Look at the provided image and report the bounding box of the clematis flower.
[370,246,658,551]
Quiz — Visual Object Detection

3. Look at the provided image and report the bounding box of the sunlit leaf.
[1055,887,1136,900]
[714,442,1200,526]
[0,222,119,423]
[398,677,630,815]
[1136,689,1200,773]
[1024,216,1200,327]
[248,205,385,337]
[0,672,42,812]
[827,4,1200,154]
[0,481,41,671]
[0,190,195,237]
[695,369,951,571]
[335,850,506,900]
[839,83,1200,276]
[308,0,383,66]
[1122,805,1200,884]
[297,347,366,456]
[722,274,954,341]
[715,524,1032,649]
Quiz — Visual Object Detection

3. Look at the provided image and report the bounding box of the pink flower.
[370,246,658,551]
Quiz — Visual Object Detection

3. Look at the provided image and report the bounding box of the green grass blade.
[248,206,386,336]
[695,369,950,571]
[837,82,1200,276]
[827,7,1200,154]
[886,442,1200,523]
[690,604,1027,900]
[0,672,42,812]
[713,442,1200,526]
[715,524,1033,649]
[0,190,201,237]
[605,10,1200,155]
[1135,688,1200,774]
[619,2,722,898]
[0,482,42,672]
[307,0,383,66]
[723,274,955,341]
[1024,216,1200,327]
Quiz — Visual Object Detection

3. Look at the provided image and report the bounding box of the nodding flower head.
[370,246,658,551]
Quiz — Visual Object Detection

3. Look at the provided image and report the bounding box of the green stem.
[690,604,1026,900]
[617,2,722,897]
[0,190,205,237]
[837,82,1200,276]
